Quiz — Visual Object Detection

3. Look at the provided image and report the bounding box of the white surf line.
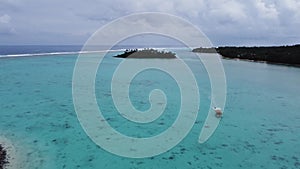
[0,49,125,58]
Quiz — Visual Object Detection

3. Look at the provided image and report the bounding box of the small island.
[192,44,300,66]
[114,48,176,59]
[0,144,7,169]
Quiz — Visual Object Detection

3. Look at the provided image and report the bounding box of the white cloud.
[206,0,247,23]
[281,0,300,11]
[255,0,278,20]
[173,0,205,18]
[0,14,11,23]
[0,14,16,35]
[278,0,300,23]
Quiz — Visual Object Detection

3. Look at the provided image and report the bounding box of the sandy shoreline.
[0,137,18,169]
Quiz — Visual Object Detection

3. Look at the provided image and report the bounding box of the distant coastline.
[192,44,300,66]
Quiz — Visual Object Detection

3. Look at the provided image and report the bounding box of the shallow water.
[0,50,300,169]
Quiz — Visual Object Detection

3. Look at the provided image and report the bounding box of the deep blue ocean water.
[0,46,300,169]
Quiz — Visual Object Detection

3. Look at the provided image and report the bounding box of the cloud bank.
[0,0,299,46]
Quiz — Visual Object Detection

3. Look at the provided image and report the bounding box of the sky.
[0,0,300,46]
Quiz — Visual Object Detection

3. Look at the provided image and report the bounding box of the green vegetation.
[0,145,7,169]
[114,48,176,58]
[193,45,300,66]
[191,47,217,53]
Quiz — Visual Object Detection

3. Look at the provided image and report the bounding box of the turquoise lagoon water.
[0,49,300,169]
